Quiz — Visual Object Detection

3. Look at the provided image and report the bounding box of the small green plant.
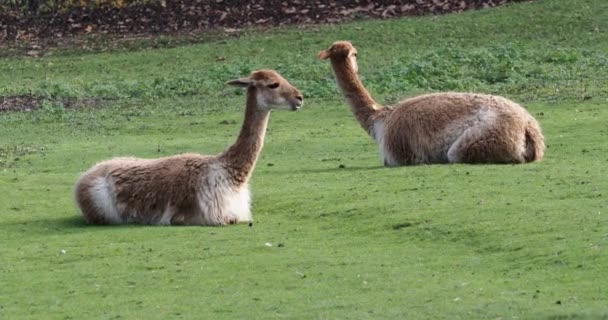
[40,99,65,113]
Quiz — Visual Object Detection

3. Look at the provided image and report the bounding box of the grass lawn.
[1,0,608,318]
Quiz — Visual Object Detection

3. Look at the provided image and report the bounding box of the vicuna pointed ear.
[318,50,330,60]
[226,78,252,87]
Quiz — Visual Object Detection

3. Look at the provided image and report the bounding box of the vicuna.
[74,70,303,225]
[319,41,545,166]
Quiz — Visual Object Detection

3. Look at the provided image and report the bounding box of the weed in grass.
[0,144,46,169]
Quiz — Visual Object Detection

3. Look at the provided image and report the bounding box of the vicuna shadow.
[5,215,246,235]
[1,215,149,236]
[269,165,386,175]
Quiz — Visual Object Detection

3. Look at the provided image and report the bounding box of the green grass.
[1,0,608,318]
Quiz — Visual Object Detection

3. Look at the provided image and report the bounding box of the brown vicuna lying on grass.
[74,70,303,225]
[319,41,545,166]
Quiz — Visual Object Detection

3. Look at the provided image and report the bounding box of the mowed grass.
[1,0,608,318]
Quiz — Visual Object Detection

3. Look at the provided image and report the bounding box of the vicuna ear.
[226,78,252,87]
[318,50,330,60]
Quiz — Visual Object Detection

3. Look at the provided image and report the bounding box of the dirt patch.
[1,0,532,44]
[0,96,107,112]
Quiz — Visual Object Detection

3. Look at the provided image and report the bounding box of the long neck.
[220,88,270,185]
[330,57,380,134]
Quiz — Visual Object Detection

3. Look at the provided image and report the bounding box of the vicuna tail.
[523,120,545,162]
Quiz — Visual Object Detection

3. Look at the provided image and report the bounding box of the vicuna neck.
[220,88,270,185]
[330,57,380,134]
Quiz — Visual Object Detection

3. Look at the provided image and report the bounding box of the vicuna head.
[227,69,304,111]
[318,41,358,73]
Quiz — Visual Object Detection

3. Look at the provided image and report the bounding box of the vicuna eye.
[353,53,358,58]
[268,83,280,89]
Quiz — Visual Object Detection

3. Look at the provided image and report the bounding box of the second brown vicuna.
[74,70,303,226]
[319,41,545,166]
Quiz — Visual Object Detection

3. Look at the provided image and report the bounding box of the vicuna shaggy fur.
[319,41,545,166]
[74,70,303,225]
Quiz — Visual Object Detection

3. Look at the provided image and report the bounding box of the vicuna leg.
[447,120,526,164]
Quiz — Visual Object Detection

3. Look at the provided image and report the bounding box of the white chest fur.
[372,120,398,166]
[196,164,252,224]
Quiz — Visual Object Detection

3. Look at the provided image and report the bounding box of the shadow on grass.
[269,165,387,175]
[266,163,530,176]
[0,215,153,236]
[0,215,85,228]
[1,215,99,234]
[52,215,89,228]
[0,215,247,237]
